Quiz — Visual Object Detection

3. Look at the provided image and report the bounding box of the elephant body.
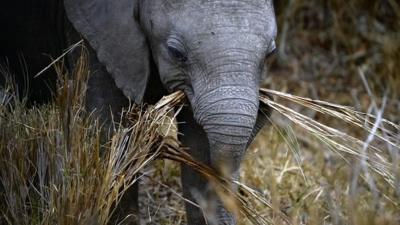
[0,1,277,224]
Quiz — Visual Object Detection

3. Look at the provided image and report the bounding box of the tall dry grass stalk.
[259,88,400,211]
[0,52,185,225]
[259,88,399,189]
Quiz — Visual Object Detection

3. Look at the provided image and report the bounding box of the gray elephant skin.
[0,0,277,224]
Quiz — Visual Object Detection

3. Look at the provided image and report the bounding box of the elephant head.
[141,0,276,175]
[64,0,276,223]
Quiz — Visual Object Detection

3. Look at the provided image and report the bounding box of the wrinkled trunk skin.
[190,72,259,224]
[195,85,258,173]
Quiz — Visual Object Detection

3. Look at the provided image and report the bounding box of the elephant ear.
[64,0,149,104]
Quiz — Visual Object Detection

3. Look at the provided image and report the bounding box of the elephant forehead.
[170,1,276,40]
[171,0,272,11]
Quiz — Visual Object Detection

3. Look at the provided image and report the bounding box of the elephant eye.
[265,40,277,59]
[265,48,277,59]
[167,36,188,62]
[167,45,188,62]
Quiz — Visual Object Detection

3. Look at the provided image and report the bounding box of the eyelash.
[167,45,188,62]
[166,35,188,62]
[266,48,277,59]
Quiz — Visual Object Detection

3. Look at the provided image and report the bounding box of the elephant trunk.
[187,50,260,224]
[193,84,259,177]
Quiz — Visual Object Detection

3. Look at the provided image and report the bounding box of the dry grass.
[0,53,185,225]
[245,89,400,224]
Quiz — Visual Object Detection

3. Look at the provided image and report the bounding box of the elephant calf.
[1,0,277,224]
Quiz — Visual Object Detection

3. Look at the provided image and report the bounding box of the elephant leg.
[178,106,210,225]
[86,55,140,225]
[84,49,140,225]
[65,29,139,224]
[178,106,236,225]
[110,182,140,225]
[84,51,140,225]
